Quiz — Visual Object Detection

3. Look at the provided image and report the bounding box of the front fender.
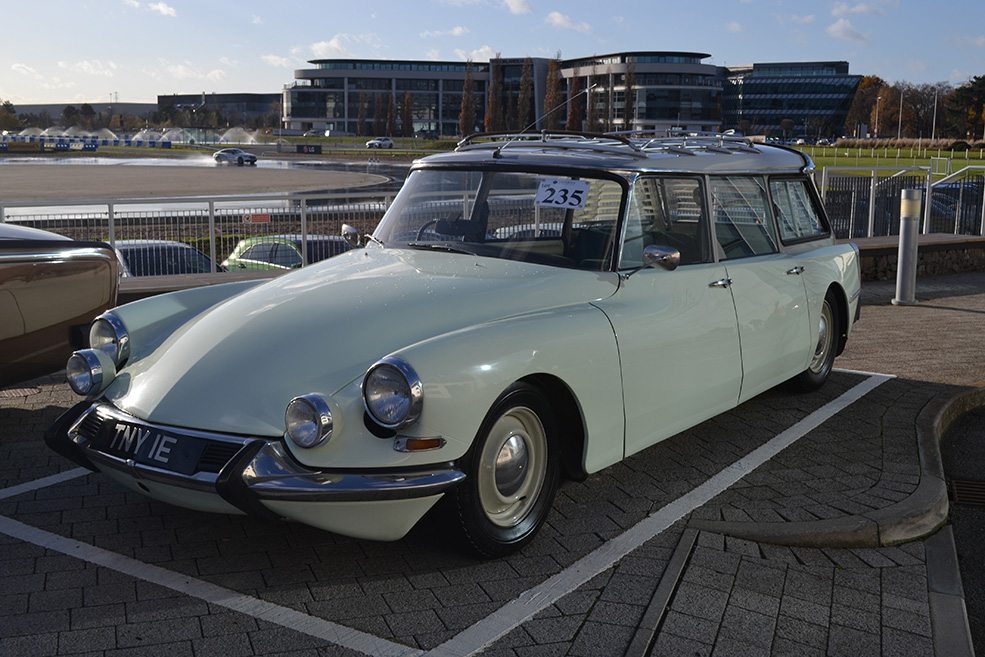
[110,279,265,361]
[391,303,625,474]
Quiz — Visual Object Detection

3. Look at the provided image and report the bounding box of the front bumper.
[46,402,465,536]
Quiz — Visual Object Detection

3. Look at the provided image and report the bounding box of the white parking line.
[0,515,423,657]
[0,371,891,657]
[424,373,892,657]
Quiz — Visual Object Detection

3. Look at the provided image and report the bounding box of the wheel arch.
[827,282,850,357]
[519,373,588,482]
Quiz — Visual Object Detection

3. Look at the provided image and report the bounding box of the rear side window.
[770,179,829,242]
[710,176,779,259]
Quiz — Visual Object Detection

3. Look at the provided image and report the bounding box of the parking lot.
[1,157,982,656]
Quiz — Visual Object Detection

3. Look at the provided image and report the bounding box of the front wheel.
[449,382,559,558]
[793,291,839,391]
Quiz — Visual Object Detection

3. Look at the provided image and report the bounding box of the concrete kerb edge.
[688,384,985,549]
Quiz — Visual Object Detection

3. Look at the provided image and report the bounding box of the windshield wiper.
[407,242,477,256]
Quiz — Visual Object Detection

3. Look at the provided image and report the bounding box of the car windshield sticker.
[535,179,590,210]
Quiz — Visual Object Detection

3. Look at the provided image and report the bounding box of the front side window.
[770,178,829,242]
[623,177,710,269]
[710,176,779,259]
[373,169,625,271]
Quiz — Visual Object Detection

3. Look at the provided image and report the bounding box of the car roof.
[415,131,813,175]
[114,240,196,248]
[0,223,72,241]
[237,234,345,244]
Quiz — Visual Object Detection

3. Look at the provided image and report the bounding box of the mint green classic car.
[46,132,861,557]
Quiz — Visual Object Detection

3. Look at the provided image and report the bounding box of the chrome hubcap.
[478,406,547,528]
[810,301,834,373]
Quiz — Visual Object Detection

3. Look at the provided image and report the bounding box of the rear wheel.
[793,291,839,391]
[450,382,559,558]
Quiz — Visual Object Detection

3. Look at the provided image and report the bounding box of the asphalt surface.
[1,266,983,656]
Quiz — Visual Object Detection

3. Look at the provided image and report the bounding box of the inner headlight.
[66,349,116,396]
[363,357,423,430]
[89,313,130,367]
[285,394,334,448]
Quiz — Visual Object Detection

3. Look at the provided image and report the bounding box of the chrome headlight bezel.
[285,394,334,448]
[66,349,116,396]
[362,357,423,431]
[88,313,130,367]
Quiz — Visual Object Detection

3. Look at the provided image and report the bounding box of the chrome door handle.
[709,278,733,288]
[786,266,805,275]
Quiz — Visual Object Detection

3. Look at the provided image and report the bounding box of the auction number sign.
[535,179,590,210]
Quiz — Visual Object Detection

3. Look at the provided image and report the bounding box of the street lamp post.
[875,96,881,139]
[897,93,903,139]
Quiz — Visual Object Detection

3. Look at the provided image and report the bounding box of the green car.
[222,234,352,271]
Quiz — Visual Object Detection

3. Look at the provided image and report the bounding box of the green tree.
[944,75,985,140]
[61,105,79,127]
[844,75,885,137]
[459,59,477,137]
[0,100,20,132]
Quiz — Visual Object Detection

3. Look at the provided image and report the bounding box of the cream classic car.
[46,132,861,557]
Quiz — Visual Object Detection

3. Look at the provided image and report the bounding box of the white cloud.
[420,26,471,38]
[122,0,139,7]
[219,57,237,67]
[779,14,816,25]
[502,0,532,14]
[148,2,176,17]
[425,48,441,60]
[12,63,43,79]
[157,59,225,82]
[947,34,985,49]
[252,15,263,25]
[454,45,498,61]
[312,37,355,58]
[57,60,118,77]
[545,12,593,34]
[261,54,295,68]
[726,21,743,33]
[826,18,867,44]
[832,2,884,17]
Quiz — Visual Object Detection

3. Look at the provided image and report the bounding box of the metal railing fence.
[820,166,985,239]
[1,191,392,276]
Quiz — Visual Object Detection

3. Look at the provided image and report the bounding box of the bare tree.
[402,91,414,138]
[357,93,367,136]
[486,54,504,132]
[567,75,584,131]
[516,57,534,131]
[623,59,636,132]
[459,59,477,137]
[542,52,563,131]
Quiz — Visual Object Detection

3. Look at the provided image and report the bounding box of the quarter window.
[770,179,829,241]
[710,176,778,259]
[623,177,710,268]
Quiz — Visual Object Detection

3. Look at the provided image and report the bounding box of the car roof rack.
[455,129,762,159]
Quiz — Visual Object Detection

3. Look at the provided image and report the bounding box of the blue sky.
[3,0,983,105]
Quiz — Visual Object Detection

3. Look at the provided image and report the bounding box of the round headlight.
[66,350,107,396]
[89,314,130,367]
[285,394,334,448]
[363,357,423,430]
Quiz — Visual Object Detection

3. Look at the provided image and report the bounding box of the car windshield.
[121,245,213,276]
[372,169,625,271]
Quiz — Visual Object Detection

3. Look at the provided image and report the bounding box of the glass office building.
[283,53,860,139]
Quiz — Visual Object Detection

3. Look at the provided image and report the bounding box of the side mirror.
[341,224,362,248]
[642,244,680,271]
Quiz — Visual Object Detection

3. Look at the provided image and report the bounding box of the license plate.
[94,421,208,476]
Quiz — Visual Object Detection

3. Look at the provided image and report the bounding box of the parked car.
[365,137,393,149]
[222,234,352,271]
[47,131,861,557]
[0,223,118,387]
[212,148,257,165]
[114,240,220,277]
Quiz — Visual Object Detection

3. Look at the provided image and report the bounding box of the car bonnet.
[105,247,619,435]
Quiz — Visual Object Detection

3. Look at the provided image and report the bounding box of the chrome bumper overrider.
[46,402,465,519]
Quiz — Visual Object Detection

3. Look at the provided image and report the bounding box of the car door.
[594,176,743,458]
[709,175,812,402]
